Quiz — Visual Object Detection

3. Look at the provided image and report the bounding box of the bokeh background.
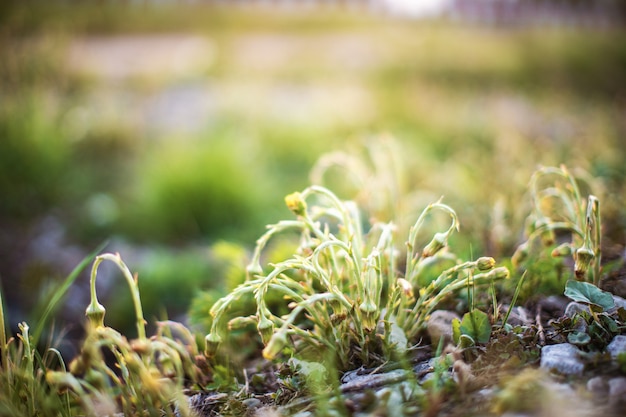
[1,0,625,352]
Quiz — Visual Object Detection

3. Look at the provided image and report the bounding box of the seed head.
[204,332,222,358]
[85,301,106,328]
[422,232,447,258]
[574,247,595,280]
[262,331,288,360]
[486,267,510,280]
[476,257,496,271]
[359,300,378,332]
[285,192,307,216]
[257,316,275,345]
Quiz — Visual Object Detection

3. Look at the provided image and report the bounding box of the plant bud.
[262,331,288,360]
[228,315,257,330]
[476,257,496,271]
[284,192,307,216]
[85,301,106,328]
[330,300,348,324]
[257,316,275,345]
[204,332,222,358]
[422,232,447,258]
[551,242,573,258]
[359,300,378,332]
[486,267,510,280]
[574,247,595,280]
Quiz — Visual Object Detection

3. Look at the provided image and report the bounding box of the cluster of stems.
[206,186,508,368]
[46,253,200,416]
[514,165,602,285]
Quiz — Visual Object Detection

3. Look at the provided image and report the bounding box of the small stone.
[242,398,262,410]
[586,376,609,397]
[426,310,460,346]
[540,343,584,376]
[607,335,626,359]
[608,377,626,406]
[564,302,590,318]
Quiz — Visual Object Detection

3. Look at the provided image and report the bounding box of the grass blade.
[32,241,108,344]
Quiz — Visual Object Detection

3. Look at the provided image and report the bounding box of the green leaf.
[387,320,408,355]
[459,309,491,344]
[567,331,591,346]
[564,280,615,312]
[452,318,461,345]
[459,334,475,348]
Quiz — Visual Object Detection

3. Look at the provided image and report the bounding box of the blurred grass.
[1,2,625,333]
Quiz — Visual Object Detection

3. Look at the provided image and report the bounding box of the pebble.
[608,377,626,406]
[606,335,626,359]
[586,376,609,397]
[426,310,460,346]
[564,301,590,318]
[540,343,584,376]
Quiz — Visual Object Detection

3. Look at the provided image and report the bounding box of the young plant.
[45,253,204,416]
[513,165,602,286]
[205,186,509,370]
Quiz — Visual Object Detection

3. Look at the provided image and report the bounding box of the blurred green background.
[1,1,625,342]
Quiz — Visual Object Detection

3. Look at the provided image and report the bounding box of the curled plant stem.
[89,253,146,340]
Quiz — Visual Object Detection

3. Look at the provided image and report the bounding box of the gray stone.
[608,377,626,406]
[606,335,626,359]
[540,343,584,376]
[564,301,591,318]
[426,310,460,346]
[586,376,609,397]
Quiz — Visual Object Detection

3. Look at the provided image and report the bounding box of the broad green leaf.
[459,309,491,344]
[564,280,615,311]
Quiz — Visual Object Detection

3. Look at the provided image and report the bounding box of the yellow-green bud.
[262,331,288,360]
[476,257,496,271]
[359,300,378,332]
[285,192,307,216]
[574,247,595,280]
[228,315,257,330]
[551,242,573,258]
[330,300,348,324]
[85,301,106,328]
[486,267,510,280]
[422,232,447,258]
[257,316,275,345]
[204,332,222,358]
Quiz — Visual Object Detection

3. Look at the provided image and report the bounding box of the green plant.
[0,248,101,416]
[513,165,602,288]
[205,186,509,370]
[43,253,205,416]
